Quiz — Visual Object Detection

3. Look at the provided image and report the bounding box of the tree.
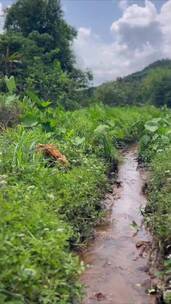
[141,68,171,107]
[5,0,76,71]
[0,0,92,107]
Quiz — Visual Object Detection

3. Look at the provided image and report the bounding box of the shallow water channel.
[81,146,156,304]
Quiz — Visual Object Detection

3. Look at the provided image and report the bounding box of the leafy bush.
[0,189,81,303]
[0,77,21,130]
[0,103,161,303]
[139,110,171,291]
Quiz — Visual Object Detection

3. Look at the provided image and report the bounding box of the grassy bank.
[139,112,171,303]
[0,103,160,303]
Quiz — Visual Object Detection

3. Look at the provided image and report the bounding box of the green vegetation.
[94,59,171,107]
[0,0,171,302]
[139,113,171,297]
[1,78,171,302]
[1,0,171,110]
[0,0,92,108]
[0,85,160,303]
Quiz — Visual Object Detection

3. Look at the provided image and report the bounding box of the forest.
[0,1,171,303]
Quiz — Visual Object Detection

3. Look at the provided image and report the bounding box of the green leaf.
[22,114,38,128]
[145,120,159,132]
[40,101,52,108]
[94,124,110,135]
[141,134,151,145]
[26,90,41,104]
[41,122,53,132]
[5,76,16,93]
[4,95,17,106]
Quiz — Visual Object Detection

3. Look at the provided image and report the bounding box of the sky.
[0,0,171,84]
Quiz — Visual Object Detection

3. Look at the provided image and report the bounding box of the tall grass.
[0,103,161,303]
[139,111,171,302]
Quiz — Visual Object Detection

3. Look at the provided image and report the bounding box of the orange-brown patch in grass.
[36,144,69,166]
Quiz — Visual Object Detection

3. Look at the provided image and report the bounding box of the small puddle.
[81,146,156,304]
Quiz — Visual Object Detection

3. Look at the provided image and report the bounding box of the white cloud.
[0,3,3,16]
[159,0,171,57]
[74,28,132,84]
[112,1,157,28]
[78,27,92,38]
[118,0,128,11]
[73,0,171,85]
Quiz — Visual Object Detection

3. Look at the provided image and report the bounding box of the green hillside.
[124,59,171,82]
[94,59,171,107]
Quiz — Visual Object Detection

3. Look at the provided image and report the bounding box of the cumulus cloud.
[73,0,171,85]
[74,28,132,84]
[159,0,171,57]
[111,0,162,50]
[118,0,128,11]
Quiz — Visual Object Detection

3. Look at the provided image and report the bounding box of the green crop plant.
[0,98,164,303]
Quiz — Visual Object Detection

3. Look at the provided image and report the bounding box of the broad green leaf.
[94,124,110,135]
[5,76,16,93]
[145,120,159,132]
[22,114,38,128]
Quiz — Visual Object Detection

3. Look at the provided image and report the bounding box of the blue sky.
[1,0,13,6]
[62,0,123,43]
[0,0,171,84]
[62,0,171,84]
[61,0,164,43]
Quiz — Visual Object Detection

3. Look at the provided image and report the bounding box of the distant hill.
[93,59,171,107]
[124,59,171,82]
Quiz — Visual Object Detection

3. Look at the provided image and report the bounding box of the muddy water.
[81,147,156,304]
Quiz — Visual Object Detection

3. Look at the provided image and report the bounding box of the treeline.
[0,0,92,109]
[0,0,170,111]
[93,59,171,107]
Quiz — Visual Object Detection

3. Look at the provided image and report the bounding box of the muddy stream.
[81,146,156,304]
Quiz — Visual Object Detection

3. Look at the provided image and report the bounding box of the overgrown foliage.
[0,0,91,108]
[0,87,160,303]
[0,2,170,303]
[93,59,171,107]
[139,111,171,301]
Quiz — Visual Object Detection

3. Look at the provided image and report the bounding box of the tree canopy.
[0,0,91,108]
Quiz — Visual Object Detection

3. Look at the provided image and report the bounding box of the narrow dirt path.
[81,146,156,304]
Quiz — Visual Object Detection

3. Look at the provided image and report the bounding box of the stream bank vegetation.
[1,78,171,303]
[0,81,161,302]
[139,115,171,303]
[1,59,171,304]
